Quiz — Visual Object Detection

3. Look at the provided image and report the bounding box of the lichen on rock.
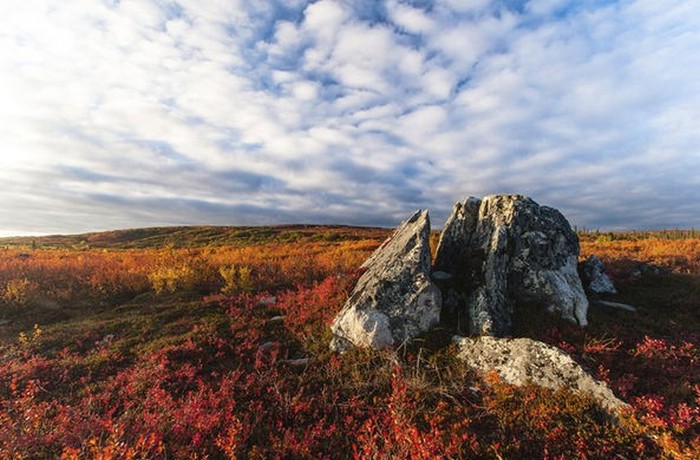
[435,194,589,336]
[330,210,442,352]
[453,335,626,414]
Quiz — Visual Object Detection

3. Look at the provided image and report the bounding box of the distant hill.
[0,225,392,250]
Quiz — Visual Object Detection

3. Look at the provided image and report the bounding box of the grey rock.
[431,271,453,281]
[330,210,442,352]
[453,335,626,413]
[467,286,511,336]
[591,300,637,313]
[579,255,617,294]
[437,194,589,336]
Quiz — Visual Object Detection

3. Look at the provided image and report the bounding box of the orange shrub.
[147,248,213,295]
[2,278,40,313]
[581,238,700,274]
[0,238,381,312]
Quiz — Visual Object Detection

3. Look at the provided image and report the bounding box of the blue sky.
[1,0,699,236]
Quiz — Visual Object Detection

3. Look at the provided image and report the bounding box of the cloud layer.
[1,0,699,235]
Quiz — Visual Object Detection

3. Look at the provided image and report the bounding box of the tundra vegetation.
[0,226,699,458]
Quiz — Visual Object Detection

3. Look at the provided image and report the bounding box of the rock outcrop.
[435,195,589,336]
[579,255,617,295]
[453,335,626,413]
[330,210,442,352]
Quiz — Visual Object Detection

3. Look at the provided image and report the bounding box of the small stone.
[257,296,277,307]
[591,300,637,313]
[431,271,453,281]
[579,255,617,295]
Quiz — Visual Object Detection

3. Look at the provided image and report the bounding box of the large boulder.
[435,195,589,336]
[579,255,617,295]
[330,210,442,352]
[453,335,626,414]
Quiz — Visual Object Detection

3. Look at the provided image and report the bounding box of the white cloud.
[0,0,699,235]
[387,1,435,34]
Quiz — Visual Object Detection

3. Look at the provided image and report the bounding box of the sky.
[1,0,699,237]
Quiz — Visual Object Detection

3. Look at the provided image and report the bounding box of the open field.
[1,227,699,458]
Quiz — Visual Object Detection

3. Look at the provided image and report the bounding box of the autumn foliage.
[0,228,699,458]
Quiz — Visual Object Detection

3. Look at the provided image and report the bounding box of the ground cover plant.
[0,227,698,458]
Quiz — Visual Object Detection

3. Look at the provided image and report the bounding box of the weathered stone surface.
[330,210,442,352]
[437,194,589,336]
[453,335,626,413]
[579,255,617,295]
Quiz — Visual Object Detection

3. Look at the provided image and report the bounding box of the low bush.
[0,232,698,457]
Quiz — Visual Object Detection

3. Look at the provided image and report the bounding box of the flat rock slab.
[591,300,637,313]
[330,210,442,352]
[453,335,626,414]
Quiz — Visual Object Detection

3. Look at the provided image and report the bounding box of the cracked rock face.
[435,195,589,336]
[453,335,626,414]
[330,210,442,352]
